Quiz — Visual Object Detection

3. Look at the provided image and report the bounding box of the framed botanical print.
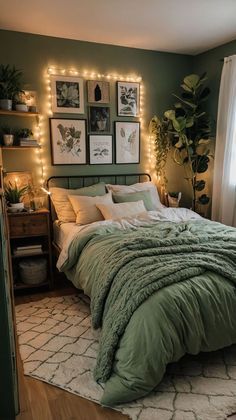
[50,118,86,165]
[88,106,110,133]
[89,135,113,165]
[87,80,110,103]
[117,81,140,117]
[115,121,140,164]
[50,75,84,114]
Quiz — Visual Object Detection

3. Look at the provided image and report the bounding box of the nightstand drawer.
[8,214,48,237]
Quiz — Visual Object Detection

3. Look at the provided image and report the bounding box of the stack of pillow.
[50,181,164,225]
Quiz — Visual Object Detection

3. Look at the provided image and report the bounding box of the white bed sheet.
[53,221,77,249]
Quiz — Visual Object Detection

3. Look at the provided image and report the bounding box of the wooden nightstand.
[7,208,53,292]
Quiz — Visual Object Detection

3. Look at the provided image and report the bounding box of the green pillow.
[75,182,106,197]
[112,190,154,211]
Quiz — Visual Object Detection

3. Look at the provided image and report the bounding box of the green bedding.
[60,219,236,406]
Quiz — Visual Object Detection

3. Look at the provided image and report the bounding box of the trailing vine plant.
[151,73,212,212]
[149,115,171,191]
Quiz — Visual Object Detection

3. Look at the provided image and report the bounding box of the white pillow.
[68,192,113,225]
[96,200,147,220]
[106,181,164,210]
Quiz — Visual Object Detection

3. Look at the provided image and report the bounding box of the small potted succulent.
[0,64,24,111]
[4,182,28,212]
[17,128,33,141]
[1,126,15,146]
[15,98,28,112]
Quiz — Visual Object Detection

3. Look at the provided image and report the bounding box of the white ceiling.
[1,0,236,55]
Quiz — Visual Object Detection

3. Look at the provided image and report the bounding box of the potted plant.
[4,182,28,212]
[1,126,15,146]
[0,64,24,110]
[17,128,33,141]
[15,99,28,112]
[150,73,212,215]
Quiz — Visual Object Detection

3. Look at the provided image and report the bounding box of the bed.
[47,174,236,407]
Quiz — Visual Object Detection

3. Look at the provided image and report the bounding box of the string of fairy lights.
[34,66,156,189]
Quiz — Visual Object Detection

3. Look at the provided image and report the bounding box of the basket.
[19,258,47,285]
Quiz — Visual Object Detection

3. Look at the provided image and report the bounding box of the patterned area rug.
[15,294,236,420]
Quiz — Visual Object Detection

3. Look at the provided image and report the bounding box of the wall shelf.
[1,146,41,150]
[0,109,39,117]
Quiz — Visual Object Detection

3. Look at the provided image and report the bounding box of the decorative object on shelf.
[50,118,86,165]
[150,73,212,214]
[115,121,140,164]
[89,135,113,165]
[19,90,38,112]
[117,81,140,117]
[167,191,182,208]
[4,181,28,212]
[1,126,15,146]
[88,106,110,133]
[87,80,110,103]
[0,64,24,111]
[16,128,39,147]
[50,75,84,114]
[14,92,28,112]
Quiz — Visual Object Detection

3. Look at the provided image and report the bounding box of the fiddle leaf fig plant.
[151,73,212,213]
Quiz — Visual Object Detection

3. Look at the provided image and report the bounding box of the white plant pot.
[15,104,28,112]
[8,202,24,213]
[3,134,14,146]
[0,99,12,110]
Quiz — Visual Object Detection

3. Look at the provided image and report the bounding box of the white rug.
[15,294,236,420]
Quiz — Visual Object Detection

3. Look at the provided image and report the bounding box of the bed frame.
[46,173,151,257]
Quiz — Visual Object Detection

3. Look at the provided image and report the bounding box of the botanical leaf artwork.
[56,81,80,108]
[93,147,109,157]
[116,122,140,163]
[50,118,86,164]
[119,86,137,115]
[57,123,81,156]
[120,128,137,155]
[89,135,112,164]
[117,82,139,117]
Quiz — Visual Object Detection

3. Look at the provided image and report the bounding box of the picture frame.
[89,135,113,165]
[50,75,84,114]
[115,121,140,164]
[87,80,110,103]
[117,81,140,117]
[50,118,86,165]
[88,106,110,133]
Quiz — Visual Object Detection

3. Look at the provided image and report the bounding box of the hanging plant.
[149,115,171,191]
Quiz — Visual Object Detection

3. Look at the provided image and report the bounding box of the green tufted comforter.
[59,217,236,406]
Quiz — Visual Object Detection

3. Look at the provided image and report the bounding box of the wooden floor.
[15,280,128,420]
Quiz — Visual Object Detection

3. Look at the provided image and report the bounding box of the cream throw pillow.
[106,181,164,210]
[68,192,113,225]
[50,183,106,223]
[96,200,147,220]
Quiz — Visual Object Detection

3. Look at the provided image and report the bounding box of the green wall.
[0,29,192,197]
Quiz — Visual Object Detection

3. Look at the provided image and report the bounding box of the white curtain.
[212,55,236,227]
